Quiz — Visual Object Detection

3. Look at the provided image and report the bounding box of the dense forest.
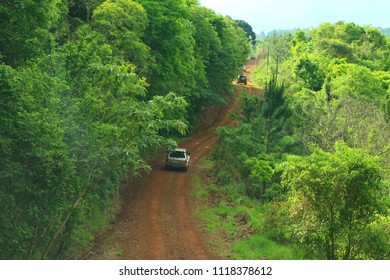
[0,0,251,259]
[204,21,390,259]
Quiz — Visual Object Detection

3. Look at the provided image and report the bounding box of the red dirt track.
[88,65,260,260]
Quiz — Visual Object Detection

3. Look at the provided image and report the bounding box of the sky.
[199,0,390,34]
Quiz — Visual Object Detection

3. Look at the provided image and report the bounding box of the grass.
[192,155,307,260]
[65,195,122,259]
[232,234,306,260]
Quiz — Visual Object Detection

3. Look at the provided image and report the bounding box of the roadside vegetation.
[0,0,252,259]
[196,22,390,260]
[193,156,307,259]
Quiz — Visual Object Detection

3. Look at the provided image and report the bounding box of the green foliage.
[263,33,292,79]
[310,22,389,70]
[188,5,250,112]
[294,56,325,91]
[316,38,355,61]
[92,0,150,70]
[0,62,74,259]
[213,21,390,260]
[0,0,251,259]
[235,20,257,46]
[232,234,306,260]
[68,0,105,24]
[243,156,274,199]
[213,84,293,202]
[136,0,196,97]
[0,0,62,67]
[279,142,389,259]
[239,92,264,123]
[193,156,306,259]
[263,77,290,154]
[328,62,387,101]
[208,14,250,94]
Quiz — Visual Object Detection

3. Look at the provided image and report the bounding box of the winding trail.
[89,76,261,260]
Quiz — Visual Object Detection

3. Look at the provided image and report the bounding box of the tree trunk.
[266,114,273,154]
[42,186,88,259]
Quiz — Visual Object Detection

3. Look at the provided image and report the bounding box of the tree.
[235,20,257,46]
[280,142,389,259]
[0,62,74,259]
[136,0,197,97]
[262,77,289,154]
[208,14,250,93]
[264,33,292,79]
[0,0,256,259]
[243,154,275,199]
[337,22,365,44]
[328,62,387,101]
[187,5,222,108]
[316,38,355,61]
[294,56,325,91]
[0,0,60,67]
[68,0,105,24]
[309,22,389,71]
[92,0,150,72]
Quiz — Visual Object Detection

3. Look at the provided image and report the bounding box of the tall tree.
[264,32,291,79]
[136,0,197,97]
[263,77,289,154]
[235,19,257,45]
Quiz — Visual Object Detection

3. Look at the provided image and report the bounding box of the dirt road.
[88,81,260,260]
